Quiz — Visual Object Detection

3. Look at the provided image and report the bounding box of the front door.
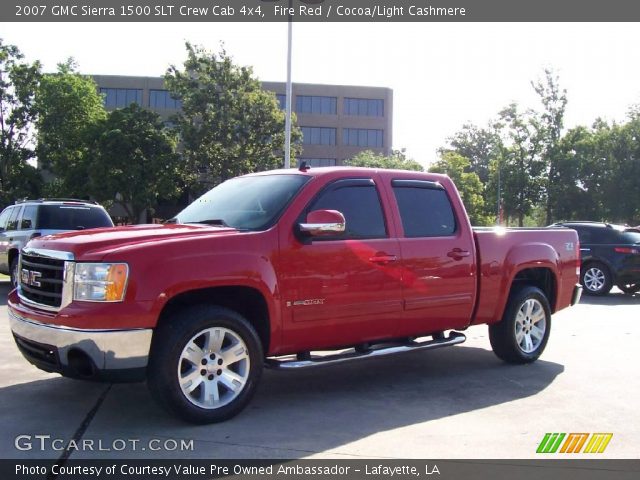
[278,177,404,352]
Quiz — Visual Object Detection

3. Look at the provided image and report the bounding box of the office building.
[92,75,393,166]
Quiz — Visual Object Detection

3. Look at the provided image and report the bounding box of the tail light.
[576,241,581,276]
[614,247,639,254]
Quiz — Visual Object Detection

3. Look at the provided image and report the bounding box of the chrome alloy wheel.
[583,267,606,292]
[178,327,250,409]
[514,298,547,354]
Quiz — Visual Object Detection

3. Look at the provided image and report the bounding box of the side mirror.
[299,210,346,236]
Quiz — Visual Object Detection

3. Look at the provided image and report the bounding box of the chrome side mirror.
[299,210,346,236]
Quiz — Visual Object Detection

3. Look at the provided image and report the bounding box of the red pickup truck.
[8,167,582,423]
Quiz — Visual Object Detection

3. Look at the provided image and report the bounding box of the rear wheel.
[489,286,551,364]
[581,262,613,296]
[147,305,263,424]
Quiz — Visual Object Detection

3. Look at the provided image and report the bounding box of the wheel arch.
[510,267,558,313]
[581,258,615,282]
[155,286,271,355]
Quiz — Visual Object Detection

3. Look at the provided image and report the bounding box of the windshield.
[176,174,310,230]
[37,205,114,230]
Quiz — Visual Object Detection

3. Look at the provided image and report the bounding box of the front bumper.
[9,308,152,382]
[572,283,583,306]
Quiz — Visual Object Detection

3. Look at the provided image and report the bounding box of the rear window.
[37,205,113,230]
[620,230,640,244]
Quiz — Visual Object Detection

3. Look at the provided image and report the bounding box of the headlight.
[74,263,129,302]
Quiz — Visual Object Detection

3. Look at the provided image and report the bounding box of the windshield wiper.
[191,219,229,227]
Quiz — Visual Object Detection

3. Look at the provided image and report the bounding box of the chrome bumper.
[9,309,152,372]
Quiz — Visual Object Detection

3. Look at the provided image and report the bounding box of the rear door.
[387,178,477,335]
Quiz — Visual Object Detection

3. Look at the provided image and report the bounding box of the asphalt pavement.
[1,280,638,460]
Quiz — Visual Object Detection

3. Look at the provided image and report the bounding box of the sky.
[2,22,639,166]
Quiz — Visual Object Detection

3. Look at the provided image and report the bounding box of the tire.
[580,262,613,296]
[489,286,551,364]
[617,283,640,295]
[147,305,264,424]
[9,257,19,288]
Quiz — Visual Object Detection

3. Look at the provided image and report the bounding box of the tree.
[441,123,501,184]
[88,104,186,223]
[532,69,568,224]
[0,39,42,206]
[551,126,600,222]
[35,59,106,197]
[165,43,300,193]
[429,151,491,225]
[497,103,546,226]
[345,149,424,171]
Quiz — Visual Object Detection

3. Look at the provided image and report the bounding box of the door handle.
[369,253,398,264]
[447,248,471,260]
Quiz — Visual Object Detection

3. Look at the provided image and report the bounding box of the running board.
[265,331,466,370]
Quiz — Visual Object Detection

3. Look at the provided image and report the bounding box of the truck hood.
[26,224,239,260]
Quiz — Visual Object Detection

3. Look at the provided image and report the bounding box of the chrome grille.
[18,248,74,311]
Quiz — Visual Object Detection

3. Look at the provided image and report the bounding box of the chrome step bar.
[265,331,466,370]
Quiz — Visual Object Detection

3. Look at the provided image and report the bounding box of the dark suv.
[0,199,114,286]
[551,222,640,295]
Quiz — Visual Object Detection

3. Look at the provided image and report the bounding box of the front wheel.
[9,257,19,288]
[147,305,264,424]
[489,286,551,364]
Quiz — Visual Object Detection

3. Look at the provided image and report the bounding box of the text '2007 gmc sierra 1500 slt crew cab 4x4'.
[8,167,582,423]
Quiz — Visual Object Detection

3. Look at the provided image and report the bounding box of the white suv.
[0,199,114,286]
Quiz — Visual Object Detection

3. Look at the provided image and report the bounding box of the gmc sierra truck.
[8,167,582,423]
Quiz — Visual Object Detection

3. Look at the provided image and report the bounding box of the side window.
[21,205,37,230]
[308,180,387,239]
[6,206,22,231]
[0,208,12,230]
[392,181,457,237]
[591,227,617,244]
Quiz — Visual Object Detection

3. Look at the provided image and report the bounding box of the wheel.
[147,305,264,424]
[617,283,640,295]
[9,257,19,288]
[580,262,613,296]
[489,286,551,364]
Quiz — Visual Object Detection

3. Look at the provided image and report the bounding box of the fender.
[492,242,560,323]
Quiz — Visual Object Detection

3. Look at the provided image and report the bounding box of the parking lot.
[1,279,638,460]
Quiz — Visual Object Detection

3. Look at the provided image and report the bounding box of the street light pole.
[284,0,293,169]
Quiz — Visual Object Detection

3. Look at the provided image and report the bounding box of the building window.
[343,98,384,117]
[301,127,336,145]
[275,94,286,110]
[149,90,182,109]
[100,88,143,108]
[343,128,383,148]
[298,158,337,167]
[296,96,337,115]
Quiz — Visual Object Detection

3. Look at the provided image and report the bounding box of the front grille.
[19,253,65,308]
[13,333,61,372]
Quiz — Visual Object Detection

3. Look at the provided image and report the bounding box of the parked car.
[8,168,581,423]
[0,199,114,286]
[550,221,640,295]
